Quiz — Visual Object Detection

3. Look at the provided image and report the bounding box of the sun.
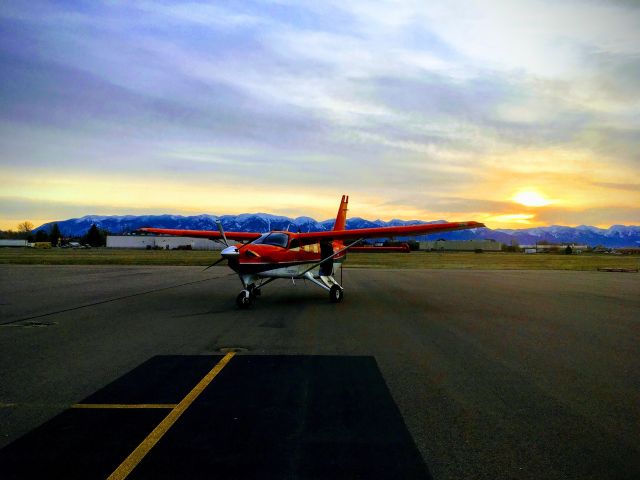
[513,191,552,207]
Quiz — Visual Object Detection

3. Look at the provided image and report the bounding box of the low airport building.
[0,239,28,247]
[418,239,502,252]
[520,244,587,253]
[107,235,223,250]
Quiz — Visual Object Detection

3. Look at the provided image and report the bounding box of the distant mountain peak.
[32,214,640,248]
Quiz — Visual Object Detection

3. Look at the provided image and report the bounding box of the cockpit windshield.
[252,232,289,248]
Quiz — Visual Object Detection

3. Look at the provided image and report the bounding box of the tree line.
[0,222,108,247]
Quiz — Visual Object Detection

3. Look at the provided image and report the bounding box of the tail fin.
[333,195,348,231]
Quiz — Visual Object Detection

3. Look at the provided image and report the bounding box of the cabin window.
[289,239,300,250]
[303,242,319,253]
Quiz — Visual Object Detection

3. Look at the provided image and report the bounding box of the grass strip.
[0,248,638,271]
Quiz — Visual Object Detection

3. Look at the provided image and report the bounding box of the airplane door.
[320,240,333,276]
[288,238,302,276]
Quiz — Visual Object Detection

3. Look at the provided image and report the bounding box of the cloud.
[1,1,639,229]
[591,182,640,192]
[135,1,265,28]
[0,196,174,220]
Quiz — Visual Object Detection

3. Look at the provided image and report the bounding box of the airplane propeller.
[203,220,246,271]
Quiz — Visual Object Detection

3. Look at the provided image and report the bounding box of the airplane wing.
[297,221,485,242]
[139,220,485,243]
[138,228,261,242]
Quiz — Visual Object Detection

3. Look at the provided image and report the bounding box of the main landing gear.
[329,284,344,303]
[235,276,343,309]
[303,271,344,304]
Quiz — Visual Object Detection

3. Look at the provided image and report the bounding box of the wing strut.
[300,238,363,276]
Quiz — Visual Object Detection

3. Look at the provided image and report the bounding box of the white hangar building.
[107,235,223,250]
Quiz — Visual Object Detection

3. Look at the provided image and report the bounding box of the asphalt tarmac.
[0,265,638,479]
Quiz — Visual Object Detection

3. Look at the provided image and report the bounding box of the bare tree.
[17,221,34,234]
[50,223,62,247]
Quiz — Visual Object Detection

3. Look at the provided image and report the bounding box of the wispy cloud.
[590,182,640,192]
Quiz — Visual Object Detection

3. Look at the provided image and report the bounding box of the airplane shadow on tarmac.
[0,355,431,479]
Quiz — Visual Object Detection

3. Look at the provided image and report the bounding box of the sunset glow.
[513,191,552,208]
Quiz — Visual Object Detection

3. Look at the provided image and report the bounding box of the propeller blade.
[203,256,227,271]
[216,220,229,247]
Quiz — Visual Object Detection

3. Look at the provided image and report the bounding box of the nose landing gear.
[236,285,261,309]
[236,290,251,308]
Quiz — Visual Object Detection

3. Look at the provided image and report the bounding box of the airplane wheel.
[329,285,343,303]
[236,291,252,309]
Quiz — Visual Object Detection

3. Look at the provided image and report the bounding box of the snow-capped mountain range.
[34,214,640,248]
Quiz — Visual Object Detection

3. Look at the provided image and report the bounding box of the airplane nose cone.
[221,246,239,258]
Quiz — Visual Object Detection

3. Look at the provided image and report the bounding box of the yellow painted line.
[72,404,177,409]
[107,352,235,480]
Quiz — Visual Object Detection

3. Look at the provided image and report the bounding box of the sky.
[1,0,639,230]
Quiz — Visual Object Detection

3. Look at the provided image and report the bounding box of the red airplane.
[140,196,484,308]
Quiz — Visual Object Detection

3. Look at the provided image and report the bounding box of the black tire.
[236,291,251,309]
[329,285,343,303]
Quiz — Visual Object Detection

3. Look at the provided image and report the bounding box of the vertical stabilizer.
[333,195,349,231]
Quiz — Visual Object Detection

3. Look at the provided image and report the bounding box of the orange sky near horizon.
[1,158,638,231]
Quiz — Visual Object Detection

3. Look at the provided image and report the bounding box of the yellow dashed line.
[72,404,177,409]
[106,352,235,480]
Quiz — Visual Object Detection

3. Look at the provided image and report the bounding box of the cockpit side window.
[289,238,300,250]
